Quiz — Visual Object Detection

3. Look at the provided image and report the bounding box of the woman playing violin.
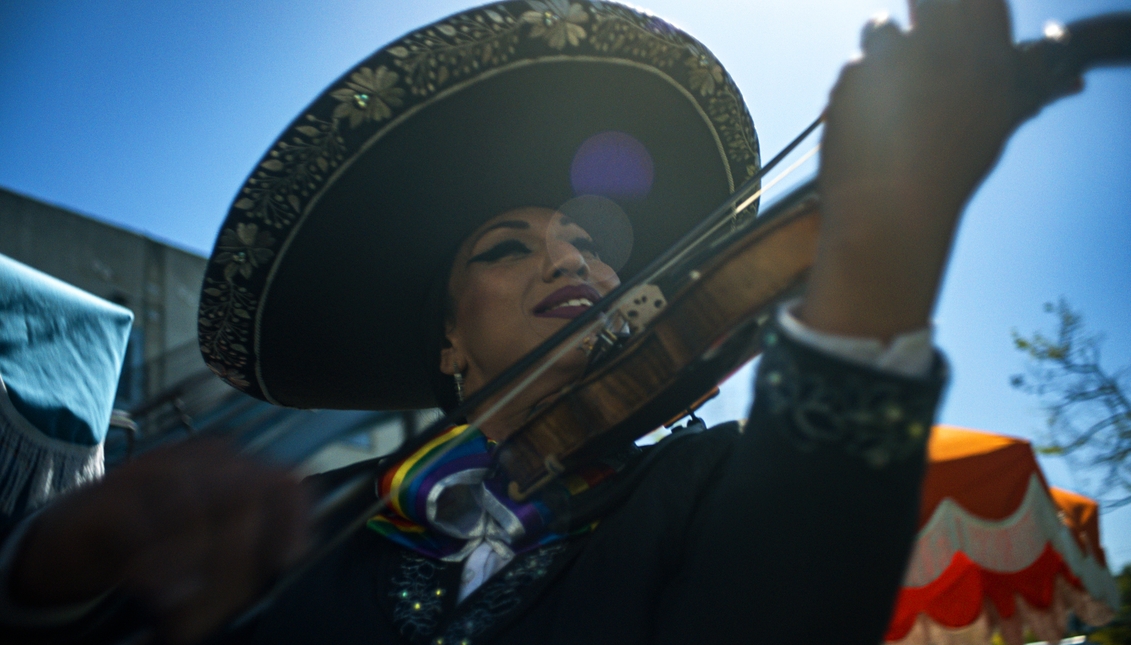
[0,0,1071,642]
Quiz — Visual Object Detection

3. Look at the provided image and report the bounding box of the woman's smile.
[533,284,603,319]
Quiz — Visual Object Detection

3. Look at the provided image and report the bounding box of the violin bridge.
[614,284,667,334]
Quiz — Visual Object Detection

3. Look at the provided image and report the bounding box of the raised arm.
[803,0,1060,339]
[655,0,1071,642]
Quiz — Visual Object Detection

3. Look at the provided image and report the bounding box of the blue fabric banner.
[0,253,133,446]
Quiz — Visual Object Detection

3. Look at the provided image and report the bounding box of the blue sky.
[2,1,1129,568]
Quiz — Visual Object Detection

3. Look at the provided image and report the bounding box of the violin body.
[498,180,822,500]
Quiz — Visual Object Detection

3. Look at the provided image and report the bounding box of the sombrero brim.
[198,1,759,410]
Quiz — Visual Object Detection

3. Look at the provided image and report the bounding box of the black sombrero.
[198,0,760,411]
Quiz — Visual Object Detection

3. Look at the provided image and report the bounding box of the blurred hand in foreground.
[11,439,311,644]
[803,0,1071,340]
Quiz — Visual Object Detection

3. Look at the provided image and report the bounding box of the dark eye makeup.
[467,236,601,265]
[468,239,532,264]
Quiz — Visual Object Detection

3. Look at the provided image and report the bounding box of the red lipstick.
[533,284,603,319]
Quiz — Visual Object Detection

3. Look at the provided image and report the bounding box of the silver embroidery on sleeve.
[756,330,941,468]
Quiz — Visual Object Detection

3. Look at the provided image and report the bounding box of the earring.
[453,370,465,403]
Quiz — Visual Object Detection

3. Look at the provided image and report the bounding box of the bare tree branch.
[1012,299,1131,509]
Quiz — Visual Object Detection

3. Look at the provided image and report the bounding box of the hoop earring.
[453,371,465,404]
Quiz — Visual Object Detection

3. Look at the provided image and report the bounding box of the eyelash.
[468,237,601,264]
[469,239,531,263]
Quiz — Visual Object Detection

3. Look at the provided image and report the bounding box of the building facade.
[0,187,207,407]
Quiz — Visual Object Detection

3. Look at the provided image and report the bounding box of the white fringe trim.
[0,375,104,515]
[905,473,1120,611]
[889,577,1115,645]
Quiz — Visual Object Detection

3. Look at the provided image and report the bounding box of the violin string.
[735,144,820,216]
[646,143,822,284]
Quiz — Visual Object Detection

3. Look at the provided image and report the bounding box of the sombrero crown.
[198,0,759,410]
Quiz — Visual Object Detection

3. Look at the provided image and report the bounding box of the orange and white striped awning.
[886,426,1119,645]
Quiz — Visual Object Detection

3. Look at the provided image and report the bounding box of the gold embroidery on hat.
[331,66,406,128]
[215,223,276,281]
[521,1,588,49]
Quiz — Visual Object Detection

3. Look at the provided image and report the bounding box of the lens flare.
[555,194,634,276]
[570,131,654,202]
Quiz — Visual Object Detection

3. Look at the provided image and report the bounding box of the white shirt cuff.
[777,300,935,378]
